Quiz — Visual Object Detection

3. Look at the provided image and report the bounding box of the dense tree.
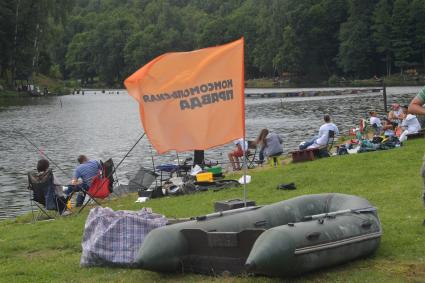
[338,0,378,78]
[65,32,96,84]
[0,0,15,81]
[1,0,424,87]
[392,0,414,75]
[410,0,425,70]
[273,26,302,76]
[372,0,393,77]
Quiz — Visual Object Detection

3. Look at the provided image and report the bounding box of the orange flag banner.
[125,38,245,154]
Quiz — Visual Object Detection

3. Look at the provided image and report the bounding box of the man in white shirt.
[307,115,339,149]
[399,105,421,142]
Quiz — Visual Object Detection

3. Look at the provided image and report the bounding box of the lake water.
[0,86,421,219]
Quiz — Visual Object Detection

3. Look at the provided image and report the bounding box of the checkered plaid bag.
[80,206,167,267]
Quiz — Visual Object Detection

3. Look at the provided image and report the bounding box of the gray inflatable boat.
[136,193,382,277]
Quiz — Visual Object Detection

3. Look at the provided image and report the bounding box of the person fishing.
[64,155,101,207]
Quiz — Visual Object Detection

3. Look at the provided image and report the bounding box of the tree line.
[1,0,424,87]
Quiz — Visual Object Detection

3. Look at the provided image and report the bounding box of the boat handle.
[361,221,372,229]
[254,220,267,227]
[306,232,321,240]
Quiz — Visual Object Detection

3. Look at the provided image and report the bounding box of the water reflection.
[0,87,420,219]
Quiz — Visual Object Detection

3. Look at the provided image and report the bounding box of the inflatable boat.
[136,193,382,277]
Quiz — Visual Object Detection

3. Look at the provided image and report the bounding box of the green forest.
[1,0,425,88]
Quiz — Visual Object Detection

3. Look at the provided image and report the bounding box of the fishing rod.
[112,132,146,174]
[16,130,70,177]
[148,144,158,188]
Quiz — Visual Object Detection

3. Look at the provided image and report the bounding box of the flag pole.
[243,140,247,207]
[242,37,247,207]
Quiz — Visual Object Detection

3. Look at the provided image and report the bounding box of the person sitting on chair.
[64,155,100,207]
[399,105,421,142]
[368,111,383,135]
[228,138,248,171]
[255,128,283,164]
[388,103,403,125]
[382,118,395,137]
[299,115,339,150]
[35,159,64,210]
[37,159,59,186]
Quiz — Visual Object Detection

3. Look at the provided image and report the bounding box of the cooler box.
[214,199,256,212]
[196,172,213,182]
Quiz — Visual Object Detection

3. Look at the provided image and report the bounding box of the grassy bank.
[33,74,78,95]
[0,74,77,97]
[245,76,425,88]
[0,89,27,97]
[1,139,425,282]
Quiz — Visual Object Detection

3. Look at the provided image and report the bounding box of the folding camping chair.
[127,166,158,192]
[245,140,257,169]
[318,130,335,158]
[77,158,116,213]
[27,169,69,222]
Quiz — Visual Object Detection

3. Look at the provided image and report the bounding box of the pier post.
[382,81,387,113]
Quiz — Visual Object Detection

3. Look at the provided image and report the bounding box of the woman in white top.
[369,111,382,135]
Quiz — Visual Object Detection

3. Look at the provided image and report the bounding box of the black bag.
[372,136,383,144]
[337,145,349,155]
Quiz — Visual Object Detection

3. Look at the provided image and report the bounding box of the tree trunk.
[422,47,425,73]
[32,23,40,73]
[385,51,391,78]
[12,0,20,82]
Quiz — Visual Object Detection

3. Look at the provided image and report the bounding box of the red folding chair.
[78,159,115,213]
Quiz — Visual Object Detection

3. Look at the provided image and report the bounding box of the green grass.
[2,139,425,282]
[245,75,425,88]
[0,90,26,97]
